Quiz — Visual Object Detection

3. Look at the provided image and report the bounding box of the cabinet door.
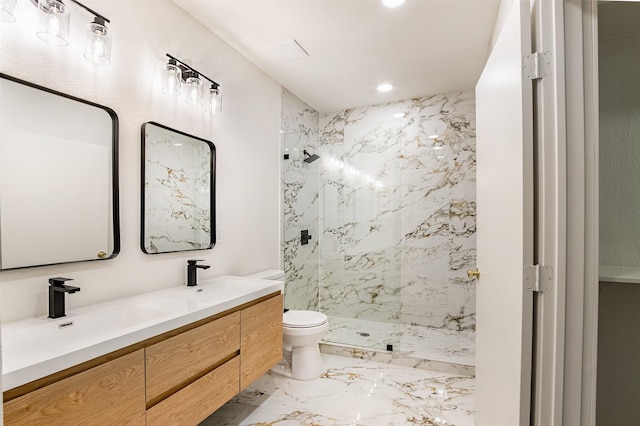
[145,311,240,403]
[146,357,239,426]
[240,294,283,389]
[4,350,145,426]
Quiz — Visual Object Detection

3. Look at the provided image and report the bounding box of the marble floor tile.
[200,354,475,426]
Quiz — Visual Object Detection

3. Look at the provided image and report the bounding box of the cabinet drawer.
[240,294,283,389]
[146,311,240,403]
[4,350,145,426]
[146,356,239,426]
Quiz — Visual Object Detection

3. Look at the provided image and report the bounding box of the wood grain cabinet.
[3,292,283,426]
[240,293,283,389]
[4,350,146,426]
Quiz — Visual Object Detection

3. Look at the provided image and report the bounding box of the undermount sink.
[1,275,283,391]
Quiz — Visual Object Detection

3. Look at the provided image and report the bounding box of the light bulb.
[35,0,69,46]
[185,74,203,106]
[206,85,222,115]
[161,61,181,96]
[83,18,111,65]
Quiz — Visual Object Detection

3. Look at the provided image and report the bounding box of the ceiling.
[173,0,501,113]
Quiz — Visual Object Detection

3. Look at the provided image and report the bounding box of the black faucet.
[187,260,210,286]
[48,277,80,319]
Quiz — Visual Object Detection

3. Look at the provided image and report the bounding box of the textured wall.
[319,91,477,331]
[599,35,640,267]
[0,0,281,322]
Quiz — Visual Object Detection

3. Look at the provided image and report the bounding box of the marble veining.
[281,88,476,360]
[319,91,477,332]
[143,125,212,253]
[200,354,475,426]
[281,88,321,310]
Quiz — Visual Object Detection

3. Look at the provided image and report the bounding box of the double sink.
[1,276,284,391]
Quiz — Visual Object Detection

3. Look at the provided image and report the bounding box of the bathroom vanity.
[2,276,283,425]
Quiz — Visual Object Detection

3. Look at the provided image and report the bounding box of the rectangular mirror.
[0,73,119,270]
[141,122,216,254]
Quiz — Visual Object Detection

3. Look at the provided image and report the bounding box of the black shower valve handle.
[301,229,312,245]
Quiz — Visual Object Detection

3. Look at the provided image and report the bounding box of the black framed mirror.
[0,73,120,270]
[141,122,216,254]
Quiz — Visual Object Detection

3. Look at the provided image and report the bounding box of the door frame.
[561,1,599,425]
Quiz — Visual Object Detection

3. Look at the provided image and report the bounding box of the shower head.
[303,150,320,163]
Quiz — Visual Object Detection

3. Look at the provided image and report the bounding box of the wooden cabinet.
[4,350,145,426]
[146,357,239,426]
[145,312,240,404]
[3,292,282,426]
[240,294,283,389]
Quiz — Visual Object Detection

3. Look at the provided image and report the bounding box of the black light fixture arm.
[166,53,220,89]
[30,0,110,23]
[69,0,110,23]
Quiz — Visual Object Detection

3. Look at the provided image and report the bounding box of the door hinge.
[523,51,552,80]
[524,264,553,293]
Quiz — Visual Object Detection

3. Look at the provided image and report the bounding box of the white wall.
[599,34,640,267]
[0,0,282,322]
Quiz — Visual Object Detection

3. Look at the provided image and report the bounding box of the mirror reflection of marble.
[0,73,119,270]
[141,122,216,254]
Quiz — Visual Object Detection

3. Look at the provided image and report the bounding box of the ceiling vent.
[269,39,309,62]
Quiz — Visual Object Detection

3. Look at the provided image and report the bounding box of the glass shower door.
[318,117,402,353]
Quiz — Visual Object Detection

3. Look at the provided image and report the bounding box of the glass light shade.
[185,76,203,106]
[35,0,70,46]
[83,21,111,65]
[206,87,222,115]
[161,63,181,96]
[0,0,17,23]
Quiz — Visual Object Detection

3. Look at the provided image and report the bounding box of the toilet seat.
[284,310,328,328]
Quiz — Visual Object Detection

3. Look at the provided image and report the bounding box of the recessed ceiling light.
[393,112,405,118]
[377,83,393,92]
[382,0,406,8]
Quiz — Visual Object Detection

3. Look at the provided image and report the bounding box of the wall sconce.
[26,0,112,64]
[161,53,223,115]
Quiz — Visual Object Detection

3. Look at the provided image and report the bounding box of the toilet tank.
[246,269,285,282]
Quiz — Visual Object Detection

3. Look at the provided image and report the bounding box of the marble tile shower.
[318,92,477,333]
[281,88,477,365]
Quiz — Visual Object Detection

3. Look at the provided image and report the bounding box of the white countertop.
[1,275,283,391]
[599,266,640,284]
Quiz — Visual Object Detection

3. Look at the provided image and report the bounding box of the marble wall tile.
[282,88,476,335]
[319,90,476,333]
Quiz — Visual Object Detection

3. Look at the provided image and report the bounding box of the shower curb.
[319,342,476,377]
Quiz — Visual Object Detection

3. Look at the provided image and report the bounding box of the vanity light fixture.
[29,0,112,64]
[161,53,223,115]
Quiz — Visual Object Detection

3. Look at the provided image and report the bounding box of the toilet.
[246,270,329,380]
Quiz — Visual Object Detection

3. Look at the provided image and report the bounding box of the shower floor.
[322,316,475,369]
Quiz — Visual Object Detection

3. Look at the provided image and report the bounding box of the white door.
[474,0,534,425]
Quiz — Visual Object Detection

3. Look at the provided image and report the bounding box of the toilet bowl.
[279,309,328,380]
[246,270,329,380]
